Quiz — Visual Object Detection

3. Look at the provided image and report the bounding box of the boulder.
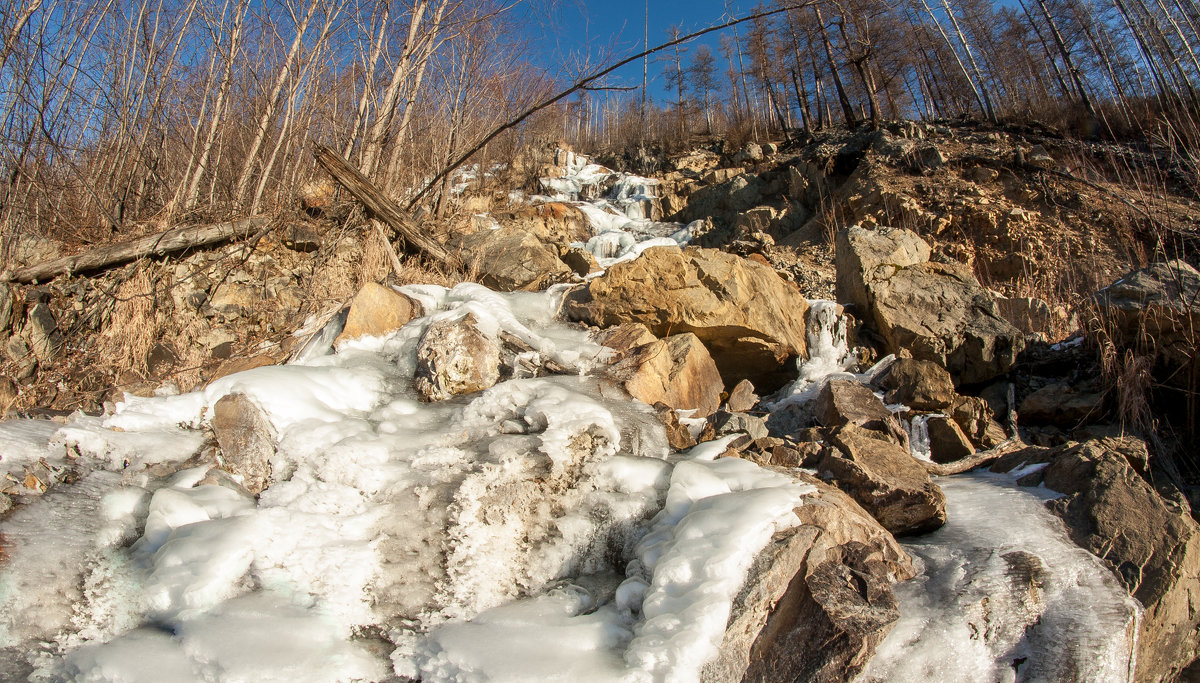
[837,226,1022,385]
[605,332,723,418]
[1019,382,1105,425]
[414,313,501,402]
[211,393,275,494]
[26,303,62,360]
[564,246,810,389]
[335,283,422,347]
[877,358,956,410]
[560,247,601,277]
[814,379,894,432]
[726,379,759,413]
[950,395,1008,449]
[835,225,931,316]
[706,473,916,682]
[594,323,658,358]
[925,415,975,464]
[450,227,572,291]
[709,410,769,440]
[821,424,947,535]
[997,438,1200,682]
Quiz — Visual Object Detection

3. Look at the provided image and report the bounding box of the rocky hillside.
[0,121,1199,681]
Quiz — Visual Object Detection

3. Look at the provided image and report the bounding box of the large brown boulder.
[564,246,809,389]
[993,437,1200,682]
[821,424,947,535]
[877,358,956,410]
[334,282,422,348]
[449,227,572,291]
[836,226,1022,385]
[705,473,916,682]
[814,379,895,431]
[605,332,724,418]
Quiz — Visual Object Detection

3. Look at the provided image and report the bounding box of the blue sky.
[528,1,763,101]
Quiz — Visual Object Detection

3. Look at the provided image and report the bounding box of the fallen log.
[4,217,272,284]
[921,437,1028,476]
[312,145,458,268]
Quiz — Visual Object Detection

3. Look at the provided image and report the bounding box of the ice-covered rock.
[860,472,1141,682]
[414,312,502,401]
[211,393,275,494]
[994,437,1200,682]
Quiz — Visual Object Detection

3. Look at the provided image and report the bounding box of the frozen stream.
[0,156,1145,681]
[859,473,1141,682]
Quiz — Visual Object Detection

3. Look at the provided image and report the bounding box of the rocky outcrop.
[414,313,501,401]
[449,227,572,292]
[706,473,916,683]
[821,424,947,535]
[211,393,275,494]
[334,282,422,348]
[564,246,809,389]
[836,226,1023,385]
[605,332,724,418]
[994,437,1200,682]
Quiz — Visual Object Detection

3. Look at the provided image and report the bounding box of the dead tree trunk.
[5,218,271,283]
[313,145,457,266]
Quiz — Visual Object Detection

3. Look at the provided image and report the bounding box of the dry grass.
[98,268,159,373]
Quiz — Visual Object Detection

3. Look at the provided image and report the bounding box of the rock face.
[995,437,1200,682]
[605,332,724,418]
[565,246,809,389]
[211,393,275,494]
[836,226,1022,385]
[1019,382,1105,425]
[706,473,916,683]
[334,282,422,348]
[877,358,956,410]
[821,424,947,535]
[414,314,501,401]
[450,227,572,291]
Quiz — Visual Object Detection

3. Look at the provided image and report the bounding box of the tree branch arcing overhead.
[403,1,818,210]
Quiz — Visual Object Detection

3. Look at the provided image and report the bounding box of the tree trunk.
[313,145,457,266]
[6,218,271,283]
